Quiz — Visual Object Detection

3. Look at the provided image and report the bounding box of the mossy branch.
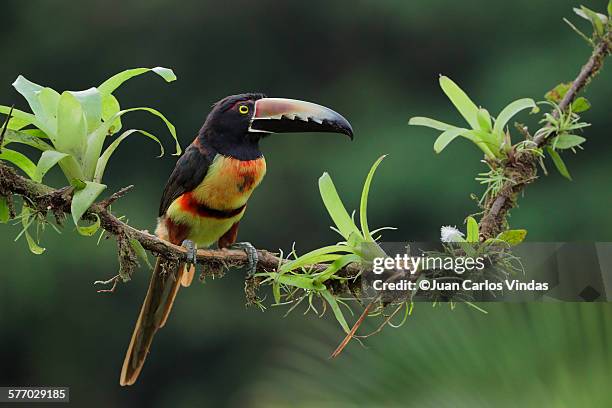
[478,30,611,240]
[0,161,362,293]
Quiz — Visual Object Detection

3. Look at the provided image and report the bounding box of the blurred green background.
[1,0,611,406]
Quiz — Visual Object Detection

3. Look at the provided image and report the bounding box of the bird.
[119,93,353,386]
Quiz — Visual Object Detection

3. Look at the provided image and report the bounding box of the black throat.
[199,128,263,161]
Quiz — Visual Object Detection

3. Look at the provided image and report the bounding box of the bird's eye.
[238,105,249,114]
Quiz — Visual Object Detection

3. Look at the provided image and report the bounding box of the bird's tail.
[119,257,186,386]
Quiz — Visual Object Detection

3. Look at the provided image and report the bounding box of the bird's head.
[201,93,353,156]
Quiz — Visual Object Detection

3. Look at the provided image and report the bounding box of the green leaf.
[7,123,83,182]
[101,93,122,133]
[359,240,387,261]
[496,229,527,246]
[151,67,177,82]
[258,272,322,295]
[58,156,86,182]
[129,238,153,269]
[476,108,492,132]
[272,282,281,304]
[0,105,38,130]
[277,274,319,291]
[318,173,362,241]
[55,91,87,161]
[553,134,586,150]
[12,75,45,119]
[466,216,479,243]
[0,148,37,179]
[37,87,60,134]
[70,88,102,133]
[24,231,45,254]
[315,254,361,284]
[576,6,605,36]
[9,79,55,136]
[94,129,164,183]
[574,7,608,23]
[493,98,536,135]
[608,0,612,17]
[545,83,571,103]
[312,254,349,265]
[547,147,572,180]
[465,129,499,146]
[439,76,479,129]
[321,289,350,333]
[84,125,115,180]
[122,107,179,155]
[33,150,69,182]
[433,127,467,153]
[70,178,87,190]
[84,106,180,179]
[571,97,591,113]
[96,67,176,140]
[573,7,590,20]
[462,129,501,158]
[0,197,9,223]
[98,67,176,95]
[273,281,281,304]
[4,115,31,131]
[280,245,352,273]
[360,155,386,241]
[71,181,107,233]
[408,117,456,131]
[25,231,47,255]
[20,129,49,139]
[432,127,498,159]
[19,206,45,254]
[75,213,102,236]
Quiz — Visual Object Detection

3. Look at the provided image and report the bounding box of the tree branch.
[0,161,362,294]
[535,33,611,146]
[479,31,611,240]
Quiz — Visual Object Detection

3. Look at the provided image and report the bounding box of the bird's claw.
[182,239,198,265]
[231,242,259,276]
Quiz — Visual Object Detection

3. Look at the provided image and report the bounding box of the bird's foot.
[231,242,259,276]
[182,239,198,265]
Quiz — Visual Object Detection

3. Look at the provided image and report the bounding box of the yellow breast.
[162,154,266,247]
[191,154,266,210]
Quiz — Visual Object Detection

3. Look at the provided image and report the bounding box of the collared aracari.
[119,93,353,386]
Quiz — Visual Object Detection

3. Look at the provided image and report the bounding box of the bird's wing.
[158,142,213,216]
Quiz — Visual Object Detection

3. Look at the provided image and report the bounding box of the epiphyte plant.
[409,75,537,161]
[255,155,391,333]
[0,67,180,244]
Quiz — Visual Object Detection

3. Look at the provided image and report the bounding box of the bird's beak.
[249,98,353,139]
